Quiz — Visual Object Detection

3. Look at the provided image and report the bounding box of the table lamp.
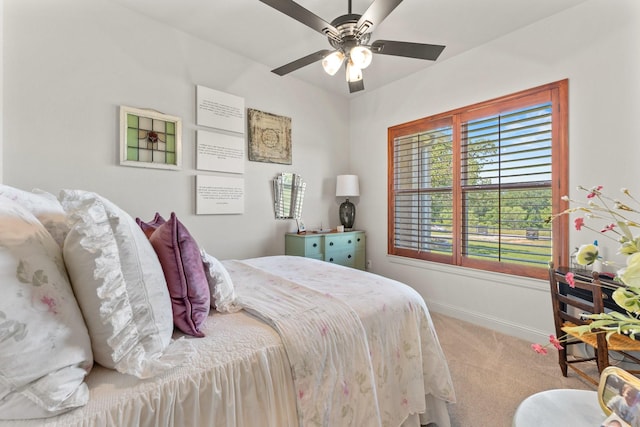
[336,175,359,230]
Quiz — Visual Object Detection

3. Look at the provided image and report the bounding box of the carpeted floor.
[430,312,598,427]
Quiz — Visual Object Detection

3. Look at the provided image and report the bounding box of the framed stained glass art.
[119,106,182,170]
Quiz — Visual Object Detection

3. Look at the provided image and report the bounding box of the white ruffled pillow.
[0,196,93,419]
[60,190,175,378]
[200,250,241,313]
[0,185,68,247]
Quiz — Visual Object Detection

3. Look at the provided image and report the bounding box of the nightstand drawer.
[302,236,323,256]
[285,234,322,257]
[353,233,365,250]
[326,250,356,267]
[325,234,357,252]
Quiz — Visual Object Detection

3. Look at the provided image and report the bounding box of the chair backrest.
[548,263,605,329]
[548,264,640,380]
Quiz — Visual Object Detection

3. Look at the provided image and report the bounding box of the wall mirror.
[273,173,305,219]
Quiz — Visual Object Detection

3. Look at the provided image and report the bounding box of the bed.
[0,186,455,427]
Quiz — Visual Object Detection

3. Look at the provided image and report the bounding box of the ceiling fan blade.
[371,40,445,61]
[271,49,332,76]
[259,0,340,40]
[355,0,403,36]
[348,79,365,93]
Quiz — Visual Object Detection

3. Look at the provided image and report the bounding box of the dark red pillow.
[136,212,165,238]
[142,213,210,337]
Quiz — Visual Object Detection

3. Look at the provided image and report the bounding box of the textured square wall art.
[247,108,292,164]
[119,106,182,170]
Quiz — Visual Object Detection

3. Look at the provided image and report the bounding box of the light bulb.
[345,59,363,82]
[322,51,345,76]
[350,45,373,69]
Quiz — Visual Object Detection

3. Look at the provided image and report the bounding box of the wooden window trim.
[387,80,569,280]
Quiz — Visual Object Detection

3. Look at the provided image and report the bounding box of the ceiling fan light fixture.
[346,59,363,83]
[322,51,345,76]
[350,45,373,69]
[261,0,447,94]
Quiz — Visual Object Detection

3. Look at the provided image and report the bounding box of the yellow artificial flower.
[534,186,640,355]
[575,243,598,265]
[619,252,640,287]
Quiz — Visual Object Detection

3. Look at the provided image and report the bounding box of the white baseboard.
[427,299,550,344]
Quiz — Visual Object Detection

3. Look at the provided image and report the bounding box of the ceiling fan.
[259,0,446,93]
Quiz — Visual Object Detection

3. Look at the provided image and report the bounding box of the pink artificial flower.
[587,185,603,199]
[342,381,350,396]
[601,223,616,233]
[565,272,575,288]
[574,217,585,231]
[531,343,548,355]
[319,323,328,337]
[40,295,58,315]
[549,335,564,350]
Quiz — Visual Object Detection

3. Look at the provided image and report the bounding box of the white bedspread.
[225,259,381,427]
[1,256,455,427]
[240,256,456,427]
[4,310,298,427]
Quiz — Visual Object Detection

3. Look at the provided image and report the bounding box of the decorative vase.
[339,198,356,230]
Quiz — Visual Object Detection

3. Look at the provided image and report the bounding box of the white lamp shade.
[345,59,363,82]
[322,51,345,76]
[350,46,373,69]
[336,175,360,197]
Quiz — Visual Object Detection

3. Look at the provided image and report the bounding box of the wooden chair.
[548,262,640,385]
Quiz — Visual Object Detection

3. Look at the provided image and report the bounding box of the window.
[388,80,568,280]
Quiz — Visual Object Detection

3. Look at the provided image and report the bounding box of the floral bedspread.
[224,256,455,427]
[225,259,381,427]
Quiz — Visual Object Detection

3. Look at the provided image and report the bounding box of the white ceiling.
[111,0,587,98]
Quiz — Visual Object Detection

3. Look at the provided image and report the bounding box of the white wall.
[5,0,639,343]
[3,0,350,259]
[0,0,3,184]
[349,0,640,342]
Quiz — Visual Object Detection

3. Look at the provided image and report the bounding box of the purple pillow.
[136,212,165,238]
[147,213,210,337]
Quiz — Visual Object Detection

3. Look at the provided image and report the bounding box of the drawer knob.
[312,243,317,247]
[330,242,334,246]
[329,257,334,262]
[348,254,352,259]
[348,240,352,244]
[357,238,361,242]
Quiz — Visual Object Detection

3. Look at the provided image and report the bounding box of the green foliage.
[568,311,640,341]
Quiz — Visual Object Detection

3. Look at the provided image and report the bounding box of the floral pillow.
[0,185,68,247]
[0,196,93,419]
[142,213,210,337]
[59,190,174,378]
[201,250,241,313]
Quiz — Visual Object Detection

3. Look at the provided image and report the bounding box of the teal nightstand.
[285,230,365,270]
